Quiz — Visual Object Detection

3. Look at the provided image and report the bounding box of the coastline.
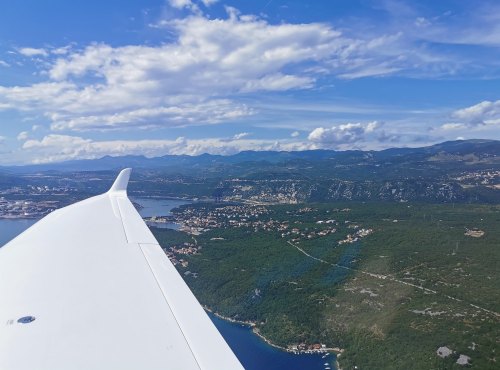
[203,306,344,357]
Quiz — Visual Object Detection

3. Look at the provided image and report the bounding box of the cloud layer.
[2,11,348,132]
[0,3,499,164]
[13,121,394,164]
[19,134,314,164]
[0,7,471,134]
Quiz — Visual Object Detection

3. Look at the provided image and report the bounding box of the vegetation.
[153,202,500,369]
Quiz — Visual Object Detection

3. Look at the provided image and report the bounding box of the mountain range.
[2,139,499,173]
[2,139,499,204]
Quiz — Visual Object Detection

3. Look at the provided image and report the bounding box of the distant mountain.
[1,139,499,204]
[3,139,499,173]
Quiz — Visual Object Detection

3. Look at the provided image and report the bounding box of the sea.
[0,197,336,370]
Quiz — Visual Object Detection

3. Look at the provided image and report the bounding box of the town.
[146,203,373,247]
[0,197,60,218]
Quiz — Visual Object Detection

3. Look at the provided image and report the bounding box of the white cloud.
[167,0,201,14]
[17,47,48,57]
[0,60,10,68]
[338,65,402,79]
[0,82,76,111]
[232,132,250,140]
[170,0,218,8]
[17,131,29,141]
[365,121,379,133]
[415,17,431,28]
[451,100,500,126]
[440,123,465,130]
[291,131,300,137]
[241,74,315,92]
[168,0,194,9]
[1,12,349,131]
[51,45,72,55]
[376,130,401,143]
[200,0,218,6]
[49,100,253,131]
[308,121,381,146]
[0,6,488,136]
[16,134,314,164]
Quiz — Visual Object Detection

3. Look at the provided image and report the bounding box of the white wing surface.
[0,169,244,370]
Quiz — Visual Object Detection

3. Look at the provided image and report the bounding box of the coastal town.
[1,0,499,366]
[0,197,60,218]
[145,203,373,247]
[0,179,77,218]
[1,175,497,369]
[163,241,200,269]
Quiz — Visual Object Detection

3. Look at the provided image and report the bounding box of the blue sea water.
[0,218,37,246]
[131,196,190,230]
[0,197,336,369]
[210,313,335,370]
[131,196,190,218]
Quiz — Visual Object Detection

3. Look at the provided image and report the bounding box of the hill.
[1,139,500,204]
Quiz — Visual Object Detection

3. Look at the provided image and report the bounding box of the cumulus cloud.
[0,8,425,133]
[169,0,218,9]
[451,100,500,126]
[0,11,353,132]
[308,121,381,147]
[291,131,300,137]
[200,0,218,6]
[51,45,73,55]
[165,0,203,15]
[17,131,29,141]
[168,0,194,8]
[0,5,481,139]
[17,134,314,164]
[17,47,48,57]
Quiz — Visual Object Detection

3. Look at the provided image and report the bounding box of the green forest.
[153,202,500,369]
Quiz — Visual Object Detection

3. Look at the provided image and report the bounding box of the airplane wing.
[0,169,244,370]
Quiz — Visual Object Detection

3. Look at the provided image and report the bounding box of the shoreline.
[203,306,344,357]
[0,215,41,220]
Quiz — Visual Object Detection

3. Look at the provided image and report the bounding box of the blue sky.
[0,0,499,164]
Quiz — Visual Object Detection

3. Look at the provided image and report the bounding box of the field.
[152,202,500,369]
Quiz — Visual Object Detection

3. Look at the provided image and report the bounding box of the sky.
[0,0,499,164]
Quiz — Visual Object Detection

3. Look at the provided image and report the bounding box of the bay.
[131,196,190,230]
[210,313,335,370]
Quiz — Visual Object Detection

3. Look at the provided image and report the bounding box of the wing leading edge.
[0,169,244,370]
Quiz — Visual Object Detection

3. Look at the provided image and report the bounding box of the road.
[287,240,500,319]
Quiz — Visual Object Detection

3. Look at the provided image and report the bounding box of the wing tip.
[108,168,132,195]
